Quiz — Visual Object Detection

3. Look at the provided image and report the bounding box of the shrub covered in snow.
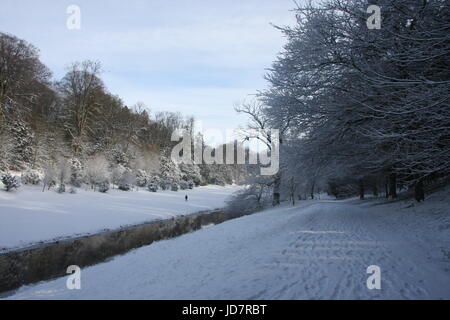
[118,170,135,191]
[146,176,159,192]
[179,180,189,190]
[187,180,195,189]
[150,175,160,185]
[98,181,110,193]
[171,182,179,191]
[158,178,170,191]
[147,182,158,192]
[135,169,149,187]
[57,183,66,193]
[1,173,20,191]
[84,156,110,190]
[21,170,41,185]
[111,165,126,188]
[118,184,131,191]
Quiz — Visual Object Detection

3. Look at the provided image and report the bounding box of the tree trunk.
[272,172,281,206]
[385,178,389,198]
[310,181,315,200]
[388,173,397,198]
[414,179,425,202]
[359,179,365,200]
[272,192,280,206]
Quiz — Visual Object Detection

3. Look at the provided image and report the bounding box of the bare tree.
[58,60,104,154]
[235,99,290,205]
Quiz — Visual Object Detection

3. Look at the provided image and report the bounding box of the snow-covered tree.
[69,158,83,187]
[109,148,130,167]
[98,181,110,193]
[1,173,20,191]
[9,120,34,170]
[84,155,110,191]
[42,164,57,191]
[135,169,149,187]
[21,169,41,185]
[226,183,272,214]
[56,158,70,193]
[179,180,189,190]
[0,133,13,171]
[147,180,158,192]
[111,164,126,189]
[158,178,170,191]
[58,60,104,155]
[256,0,450,202]
[179,163,202,186]
[170,182,179,191]
[118,169,135,191]
[159,154,182,183]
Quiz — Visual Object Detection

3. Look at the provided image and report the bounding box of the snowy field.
[6,187,450,299]
[0,185,241,252]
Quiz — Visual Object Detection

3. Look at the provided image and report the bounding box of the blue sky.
[0,0,297,140]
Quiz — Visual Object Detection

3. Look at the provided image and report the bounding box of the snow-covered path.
[7,192,450,299]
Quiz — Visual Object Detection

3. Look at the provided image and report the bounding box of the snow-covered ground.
[6,187,450,299]
[0,185,241,251]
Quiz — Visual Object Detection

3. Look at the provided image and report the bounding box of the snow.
[6,187,450,299]
[0,184,241,251]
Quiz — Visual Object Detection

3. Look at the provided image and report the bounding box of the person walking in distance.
[185,195,188,201]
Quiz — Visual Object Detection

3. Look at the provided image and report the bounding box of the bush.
[118,183,131,191]
[1,173,20,191]
[84,155,110,189]
[57,183,66,193]
[171,183,179,191]
[147,182,158,192]
[179,180,189,190]
[187,180,195,189]
[158,178,170,190]
[118,170,134,191]
[98,181,110,193]
[135,169,149,187]
[21,170,41,185]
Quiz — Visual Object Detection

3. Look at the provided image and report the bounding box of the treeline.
[236,0,449,206]
[0,32,250,192]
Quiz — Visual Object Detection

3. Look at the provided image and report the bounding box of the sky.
[0,0,297,144]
